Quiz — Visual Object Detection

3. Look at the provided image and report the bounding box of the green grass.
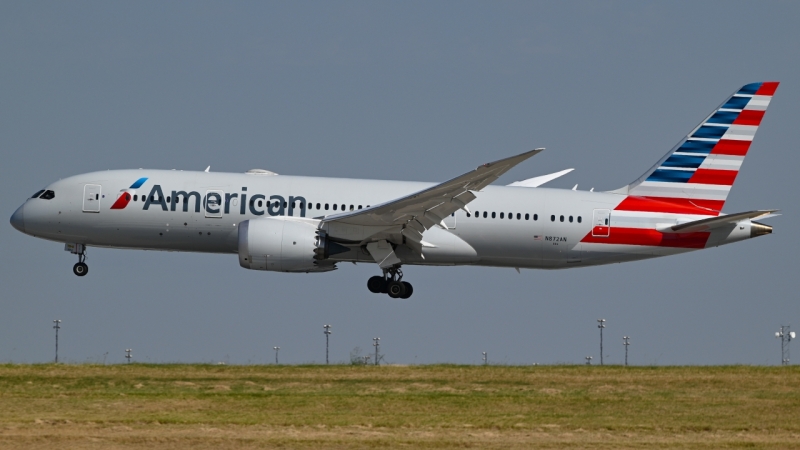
[0,364,798,448]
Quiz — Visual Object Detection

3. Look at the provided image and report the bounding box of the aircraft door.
[205,190,224,218]
[82,184,102,213]
[592,209,611,237]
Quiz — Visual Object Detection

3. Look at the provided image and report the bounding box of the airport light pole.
[623,336,630,366]
[373,337,380,366]
[597,319,606,365]
[775,325,795,365]
[585,356,592,365]
[125,349,132,364]
[324,325,332,365]
[273,346,280,365]
[52,320,61,363]
[482,352,487,365]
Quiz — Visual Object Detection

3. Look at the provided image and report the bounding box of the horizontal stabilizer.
[508,168,574,187]
[664,210,779,233]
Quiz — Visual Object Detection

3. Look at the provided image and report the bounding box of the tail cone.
[751,221,772,238]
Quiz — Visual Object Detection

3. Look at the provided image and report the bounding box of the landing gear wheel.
[73,262,88,277]
[400,282,413,299]
[387,280,406,299]
[367,276,386,294]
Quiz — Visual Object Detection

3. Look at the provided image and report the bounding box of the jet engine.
[238,217,344,273]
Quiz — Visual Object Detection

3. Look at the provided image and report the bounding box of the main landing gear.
[72,247,88,277]
[367,266,413,299]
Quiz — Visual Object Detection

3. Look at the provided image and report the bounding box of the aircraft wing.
[507,168,574,187]
[665,210,779,233]
[321,149,543,254]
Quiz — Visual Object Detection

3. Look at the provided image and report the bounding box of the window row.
[468,211,538,221]
[466,211,582,223]
[551,215,582,223]
[134,194,372,212]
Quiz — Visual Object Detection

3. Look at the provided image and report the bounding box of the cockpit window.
[31,190,45,199]
[40,190,55,200]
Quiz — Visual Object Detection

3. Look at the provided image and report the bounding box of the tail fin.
[621,82,779,212]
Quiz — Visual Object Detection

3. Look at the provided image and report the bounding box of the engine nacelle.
[238,217,336,273]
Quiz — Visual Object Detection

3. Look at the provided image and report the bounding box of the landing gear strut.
[72,248,88,277]
[367,266,413,298]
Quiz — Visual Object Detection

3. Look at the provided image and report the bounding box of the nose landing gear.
[68,244,88,277]
[367,266,413,298]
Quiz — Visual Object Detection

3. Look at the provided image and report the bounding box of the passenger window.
[292,202,296,208]
[483,212,487,218]
[317,203,321,210]
[560,215,564,222]
[578,216,582,223]
[350,205,354,211]
[167,196,171,203]
[508,213,512,220]
[283,201,287,208]
[569,216,573,223]
[358,205,362,209]
[325,203,329,210]
[491,212,496,219]
[31,190,45,198]
[134,195,138,201]
[95,194,99,200]
[517,213,521,220]
[605,218,608,225]
[534,214,538,221]
[333,204,338,210]
[525,213,529,220]
[550,215,555,222]
[341,204,345,211]
[500,212,504,219]
[257,200,263,207]
[466,213,471,217]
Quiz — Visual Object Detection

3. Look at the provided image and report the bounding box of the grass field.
[0,364,798,449]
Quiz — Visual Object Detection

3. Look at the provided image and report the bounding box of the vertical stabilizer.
[622,82,779,212]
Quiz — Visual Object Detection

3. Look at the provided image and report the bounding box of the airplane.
[10,82,779,299]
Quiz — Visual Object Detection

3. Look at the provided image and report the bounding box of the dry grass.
[0,364,798,448]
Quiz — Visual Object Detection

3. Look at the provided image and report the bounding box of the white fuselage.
[11,169,760,270]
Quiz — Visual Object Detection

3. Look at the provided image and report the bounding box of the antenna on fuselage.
[204,166,211,172]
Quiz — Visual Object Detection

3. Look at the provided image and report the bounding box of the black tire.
[367,276,385,294]
[73,262,88,277]
[387,280,406,299]
[400,282,413,299]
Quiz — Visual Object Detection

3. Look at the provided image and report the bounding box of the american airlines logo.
[110,177,149,210]
[126,183,308,217]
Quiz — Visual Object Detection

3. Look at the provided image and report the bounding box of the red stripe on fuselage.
[711,139,750,156]
[581,227,709,249]
[688,169,738,185]
[615,196,721,215]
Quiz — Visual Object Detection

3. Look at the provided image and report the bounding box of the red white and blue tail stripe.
[624,82,779,214]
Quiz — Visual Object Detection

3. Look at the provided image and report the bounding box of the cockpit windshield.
[39,190,55,200]
[31,190,45,199]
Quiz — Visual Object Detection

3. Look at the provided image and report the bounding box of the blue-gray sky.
[2,1,798,365]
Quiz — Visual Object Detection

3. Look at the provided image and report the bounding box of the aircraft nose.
[10,203,25,233]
